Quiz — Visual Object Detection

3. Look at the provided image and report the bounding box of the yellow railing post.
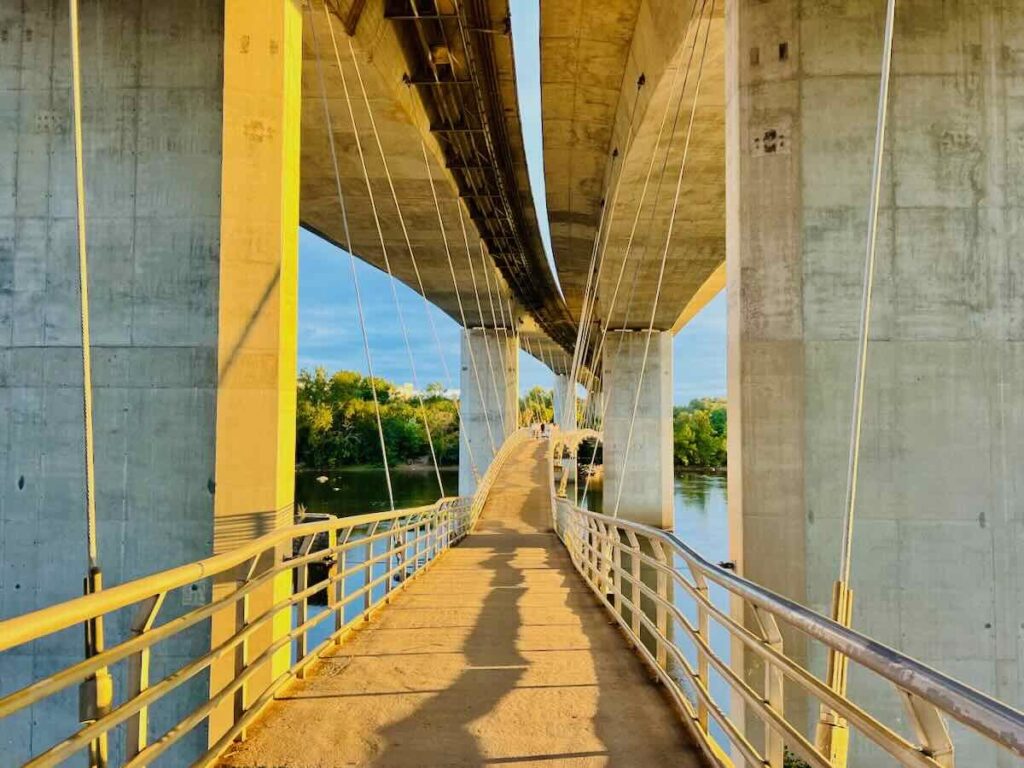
[817,580,854,766]
[752,606,785,767]
[125,592,166,761]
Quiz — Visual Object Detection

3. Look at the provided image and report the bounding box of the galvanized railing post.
[233,553,260,741]
[334,529,351,643]
[296,534,316,678]
[124,592,166,760]
[899,689,955,768]
[625,530,642,639]
[692,570,711,734]
[752,605,785,767]
[363,523,378,619]
[650,539,669,672]
[612,527,623,615]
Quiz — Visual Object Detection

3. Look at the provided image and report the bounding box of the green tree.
[672,399,727,468]
[296,368,462,469]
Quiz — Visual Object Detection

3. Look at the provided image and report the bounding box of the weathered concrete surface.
[0,2,224,762]
[219,440,704,767]
[726,2,1024,764]
[540,0,725,331]
[0,2,300,762]
[459,328,519,495]
[553,372,577,432]
[601,331,673,528]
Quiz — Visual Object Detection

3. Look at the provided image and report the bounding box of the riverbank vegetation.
[296,367,460,469]
[673,398,727,469]
[297,366,726,471]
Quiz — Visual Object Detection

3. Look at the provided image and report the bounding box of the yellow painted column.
[208,0,301,746]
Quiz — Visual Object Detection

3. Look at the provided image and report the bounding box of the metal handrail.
[0,428,530,767]
[549,452,1024,766]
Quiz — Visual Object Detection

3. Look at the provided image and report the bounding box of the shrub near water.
[672,398,727,469]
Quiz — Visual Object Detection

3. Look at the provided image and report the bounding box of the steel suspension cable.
[817,8,897,761]
[420,141,492,473]
[326,14,445,497]
[570,3,703,451]
[309,5,394,509]
[458,206,507,442]
[69,7,113,764]
[612,0,715,519]
[478,242,513,431]
[839,0,897,592]
[493,282,524,427]
[69,0,99,575]
[583,0,702,383]
[577,1,708,505]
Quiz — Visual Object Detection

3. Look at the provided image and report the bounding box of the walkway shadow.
[371,521,531,766]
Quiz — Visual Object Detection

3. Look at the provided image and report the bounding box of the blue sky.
[297,2,726,405]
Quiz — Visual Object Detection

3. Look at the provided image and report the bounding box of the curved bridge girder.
[301,1,577,364]
[541,0,725,333]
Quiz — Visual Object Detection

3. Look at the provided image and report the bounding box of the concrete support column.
[727,2,1022,763]
[553,373,576,432]
[0,2,300,762]
[553,373,577,476]
[601,331,673,529]
[459,328,519,494]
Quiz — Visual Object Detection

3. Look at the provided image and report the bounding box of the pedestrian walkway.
[219,439,704,767]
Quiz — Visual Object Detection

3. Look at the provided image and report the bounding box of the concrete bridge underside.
[303,0,576,368]
[217,439,705,768]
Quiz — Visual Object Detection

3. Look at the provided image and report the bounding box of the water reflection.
[295,467,458,516]
[580,473,729,562]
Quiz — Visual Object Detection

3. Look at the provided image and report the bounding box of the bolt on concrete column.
[601,331,673,529]
[459,328,519,494]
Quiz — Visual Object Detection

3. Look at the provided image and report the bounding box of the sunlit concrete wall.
[0,1,300,763]
[727,1,1023,764]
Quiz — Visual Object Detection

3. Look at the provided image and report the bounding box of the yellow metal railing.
[547,435,1024,768]
[0,429,530,767]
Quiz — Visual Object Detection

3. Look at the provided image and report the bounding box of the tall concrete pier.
[0,1,300,760]
[458,328,519,494]
[602,330,673,528]
[727,2,1023,763]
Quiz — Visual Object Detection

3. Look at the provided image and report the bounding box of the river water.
[296,468,728,562]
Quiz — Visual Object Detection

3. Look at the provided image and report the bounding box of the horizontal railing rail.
[548,445,1024,768]
[0,428,530,768]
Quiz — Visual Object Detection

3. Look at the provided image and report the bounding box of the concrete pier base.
[459,329,519,494]
[601,331,673,529]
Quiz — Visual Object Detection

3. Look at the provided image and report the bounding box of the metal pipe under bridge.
[0,430,1020,768]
